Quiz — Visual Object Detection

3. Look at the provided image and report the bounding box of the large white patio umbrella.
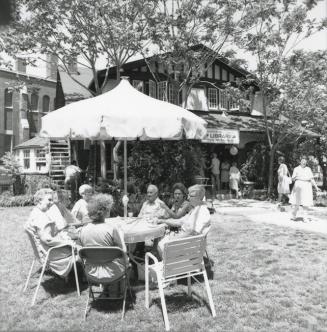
[40,78,207,215]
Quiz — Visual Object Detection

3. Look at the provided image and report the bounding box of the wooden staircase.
[49,139,71,188]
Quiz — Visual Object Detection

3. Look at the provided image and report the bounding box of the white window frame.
[23,149,30,169]
[4,88,13,131]
[149,80,156,98]
[168,83,179,105]
[157,81,168,101]
[208,88,218,110]
[132,80,144,93]
[219,89,228,111]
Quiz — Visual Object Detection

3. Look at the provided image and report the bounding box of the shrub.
[0,194,34,207]
[128,140,202,191]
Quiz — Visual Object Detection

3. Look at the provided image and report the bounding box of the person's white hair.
[147,184,158,194]
[33,188,53,205]
[79,184,93,195]
[188,184,205,200]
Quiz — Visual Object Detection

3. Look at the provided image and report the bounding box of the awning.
[197,113,319,138]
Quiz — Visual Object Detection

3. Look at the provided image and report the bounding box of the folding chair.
[202,226,213,268]
[145,234,216,331]
[23,229,80,306]
[79,246,132,320]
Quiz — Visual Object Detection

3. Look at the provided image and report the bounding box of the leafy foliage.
[231,0,327,194]
[2,0,157,94]
[128,140,202,192]
[0,194,34,207]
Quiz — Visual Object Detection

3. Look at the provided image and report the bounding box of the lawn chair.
[202,226,213,269]
[145,234,216,331]
[79,245,132,320]
[23,229,80,306]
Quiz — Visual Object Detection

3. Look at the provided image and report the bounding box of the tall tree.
[1,0,157,95]
[232,0,327,195]
[145,0,252,107]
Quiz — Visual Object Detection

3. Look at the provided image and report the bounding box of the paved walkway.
[210,199,327,235]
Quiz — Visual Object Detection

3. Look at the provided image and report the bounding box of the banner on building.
[201,128,240,144]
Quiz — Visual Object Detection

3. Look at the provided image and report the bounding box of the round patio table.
[105,217,166,244]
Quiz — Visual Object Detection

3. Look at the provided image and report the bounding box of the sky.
[3,0,327,78]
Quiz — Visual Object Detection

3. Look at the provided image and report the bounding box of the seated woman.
[24,188,76,277]
[47,189,78,231]
[78,194,126,284]
[160,183,191,219]
[71,184,93,224]
[157,184,211,256]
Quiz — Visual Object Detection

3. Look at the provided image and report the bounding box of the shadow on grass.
[151,292,204,313]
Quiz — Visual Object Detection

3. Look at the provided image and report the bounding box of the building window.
[31,113,39,132]
[36,149,46,171]
[208,88,218,110]
[219,89,229,110]
[222,68,228,81]
[168,83,179,105]
[214,65,221,80]
[42,95,50,114]
[149,80,156,98]
[4,88,13,131]
[132,80,144,93]
[31,93,39,111]
[157,81,167,101]
[229,73,235,82]
[23,150,30,169]
[207,65,213,79]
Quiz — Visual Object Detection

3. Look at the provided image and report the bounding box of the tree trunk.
[267,146,277,197]
[316,140,327,190]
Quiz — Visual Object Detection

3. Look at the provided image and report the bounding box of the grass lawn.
[0,206,327,332]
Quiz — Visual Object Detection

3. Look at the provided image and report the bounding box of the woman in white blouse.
[289,157,320,221]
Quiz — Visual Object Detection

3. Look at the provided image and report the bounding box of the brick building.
[0,56,57,157]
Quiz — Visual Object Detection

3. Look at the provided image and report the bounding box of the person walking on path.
[221,160,231,190]
[277,156,291,206]
[209,153,220,193]
[229,162,241,199]
[290,156,321,222]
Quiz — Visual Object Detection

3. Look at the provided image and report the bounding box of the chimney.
[15,57,26,73]
[46,54,58,80]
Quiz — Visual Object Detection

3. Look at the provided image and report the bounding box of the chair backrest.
[79,246,126,267]
[25,228,43,263]
[162,234,207,279]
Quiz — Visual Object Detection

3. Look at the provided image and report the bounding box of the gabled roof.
[93,44,250,88]
[14,136,49,149]
[58,67,93,100]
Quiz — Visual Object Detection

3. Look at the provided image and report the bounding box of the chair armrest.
[47,243,74,253]
[145,252,159,266]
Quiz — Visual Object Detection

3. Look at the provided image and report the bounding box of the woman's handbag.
[285,176,292,185]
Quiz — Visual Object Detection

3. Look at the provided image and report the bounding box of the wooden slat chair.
[23,229,80,306]
[145,234,216,331]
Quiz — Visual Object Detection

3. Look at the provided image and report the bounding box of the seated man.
[138,184,168,220]
[157,184,210,256]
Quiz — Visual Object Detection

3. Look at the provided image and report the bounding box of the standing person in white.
[290,157,321,221]
[277,156,291,206]
[209,153,220,193]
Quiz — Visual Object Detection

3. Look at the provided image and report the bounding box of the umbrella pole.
[123,139,128,217]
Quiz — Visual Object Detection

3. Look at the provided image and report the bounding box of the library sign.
[201,128,240,144]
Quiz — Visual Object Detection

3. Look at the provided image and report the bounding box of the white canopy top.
[40,79,207,140]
